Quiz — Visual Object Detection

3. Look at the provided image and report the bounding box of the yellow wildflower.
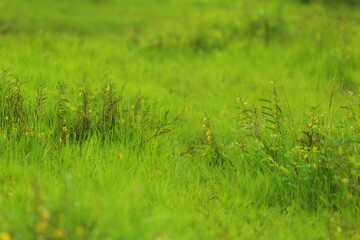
[53,229,65,239]
[26,131,35,137]
[206,129,212,141]
[35,221,49,233]
[341,178,349,185]
[38,133,45,138]
[75,226,84,237]
[62,126,67,132]
[4,116,9,121]
[39,207,50,220]
[311,116,318,123]
[0,232,11,240]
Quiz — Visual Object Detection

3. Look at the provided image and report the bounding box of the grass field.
[0,0,359,239]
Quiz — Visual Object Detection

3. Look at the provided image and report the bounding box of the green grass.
[0,0,359,239]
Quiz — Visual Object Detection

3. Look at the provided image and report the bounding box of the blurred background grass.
[1,0,359,139]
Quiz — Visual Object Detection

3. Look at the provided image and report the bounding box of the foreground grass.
[0,0,359,239]
[0,155,358,239]
[1,135,359,239]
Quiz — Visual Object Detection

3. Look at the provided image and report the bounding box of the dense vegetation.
[0,0,359,239]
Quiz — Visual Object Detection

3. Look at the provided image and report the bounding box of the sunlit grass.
[0,0,359,239]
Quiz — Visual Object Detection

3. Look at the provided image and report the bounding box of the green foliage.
[182,115,226,166]
[1,75,175,150]
[236,83,359,209]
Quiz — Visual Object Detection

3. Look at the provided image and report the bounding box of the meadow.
[0,0,359,239]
